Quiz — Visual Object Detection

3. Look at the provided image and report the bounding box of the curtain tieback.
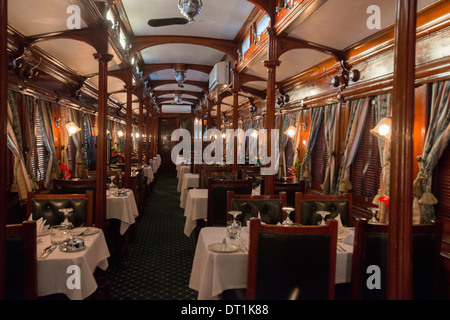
[419,185,438,205]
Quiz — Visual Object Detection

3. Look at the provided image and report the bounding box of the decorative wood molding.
[131,35,239,61]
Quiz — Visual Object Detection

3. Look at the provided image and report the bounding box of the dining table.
[142,165,154,185]
[183,188,208,237]
[36,227,110,300]
[189,226,354,300]
[177,165,191,192]
[179,173,199,208]
[106,188,139,235]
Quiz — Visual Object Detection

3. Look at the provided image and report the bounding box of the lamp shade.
[66,121,81,136]
[284,125,297,138]
[370,117,391,142]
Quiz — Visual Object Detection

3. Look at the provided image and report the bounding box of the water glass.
[227,220,242,241]
[51,225,70,245]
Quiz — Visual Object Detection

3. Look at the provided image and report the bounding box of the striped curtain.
[68,108,84,178]
[413,80,450,224]
[37,100,58,189]
[60,105,70,170]
[335,98,370,195]
[300,107,324,187]
[321,103,340,195]
[7,95,34,200]
[372,93,392,223]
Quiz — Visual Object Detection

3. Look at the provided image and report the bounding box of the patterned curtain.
[372,93,392,223]
[300,107,324,187]
[334,98,370,195]
[60,105,70,170]
[321,103,340,195]
[413,80,450,224]
[68,108,84,178]
[7,93,34,200]
[37,100,58,189]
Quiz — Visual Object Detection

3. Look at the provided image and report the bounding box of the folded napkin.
[343,231,354,245]
[335,214,345,233]
[27,216,49,234]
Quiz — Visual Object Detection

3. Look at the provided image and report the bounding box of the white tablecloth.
[143,165,154,185]
[106,189,139,235]
[177,166,191,191]
[183,188,208,237]
[148,159,158,173]
[189,227,354,300]
[180,173,199,208]
[37,229,110,300]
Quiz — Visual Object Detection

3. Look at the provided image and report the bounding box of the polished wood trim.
[388,0,417,300]
[142,63,213,79]
[0,0,7,299]
[131,35,239,61]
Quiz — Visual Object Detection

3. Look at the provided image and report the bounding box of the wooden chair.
[199,164,232,188]
[52,178,97,195]
[261,180,305,221]
[226,191,287,225]
[5,221,37,300]
[206,178,253,226]
[26,191,94,227]
[81,169,122,187]
[351,218,443,300]
[294,192,353,227]
[246,218,338,300]
[238,166,264,189]
[200,171,237,189]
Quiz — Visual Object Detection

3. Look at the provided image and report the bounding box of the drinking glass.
[228,210,242,226]
[51,225,70,245]
[59,208,73,229]
[226,220,242,241]
[368,207,379,223]
[316,211,330,225]
[282,207,295,225]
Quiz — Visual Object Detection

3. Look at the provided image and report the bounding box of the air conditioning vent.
[209,61,230,93]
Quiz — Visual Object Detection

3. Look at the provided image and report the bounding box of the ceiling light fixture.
[178,0,203,23]
[174,91,183,104]
[284,125,297,138]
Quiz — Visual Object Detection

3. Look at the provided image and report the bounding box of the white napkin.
[335,214,345,233]
[27,216,49,234]
[343,231,354,245]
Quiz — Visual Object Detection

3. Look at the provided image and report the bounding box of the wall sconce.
[284,125,297,138]
[276,0,294,12]
[370,117,391,142]
[251,130,259,138]
[117,130,124,138]
[55,117,61,128]
[66,121,81,136]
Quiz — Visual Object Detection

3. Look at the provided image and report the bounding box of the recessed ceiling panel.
[8,0,88,36]
[141,44,224,66]
[122,0,254,38]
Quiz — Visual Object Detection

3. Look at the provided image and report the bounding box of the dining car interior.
[1,0,450,307]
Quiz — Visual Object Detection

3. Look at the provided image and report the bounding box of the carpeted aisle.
[106,170,198,300]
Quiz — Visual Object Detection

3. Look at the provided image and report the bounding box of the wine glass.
[316,211,330,225]
[368,207,379,223]
[228,210,242,226]
[59,208,74,229]
[282,207,295,225]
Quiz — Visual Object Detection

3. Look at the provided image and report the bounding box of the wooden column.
[0,0,7,299]
[388,0,417,300]
[93,50,113,231]
[231,67,240,173]
[216,97,222,130]
[145,113,150,165]
[124,75,133,188]
[138,98,144,166]
[263,30,280,196]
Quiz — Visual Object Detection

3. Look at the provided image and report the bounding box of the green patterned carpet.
[106,170,198,300]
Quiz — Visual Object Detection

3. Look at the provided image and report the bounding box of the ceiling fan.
[148,0,203,28]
